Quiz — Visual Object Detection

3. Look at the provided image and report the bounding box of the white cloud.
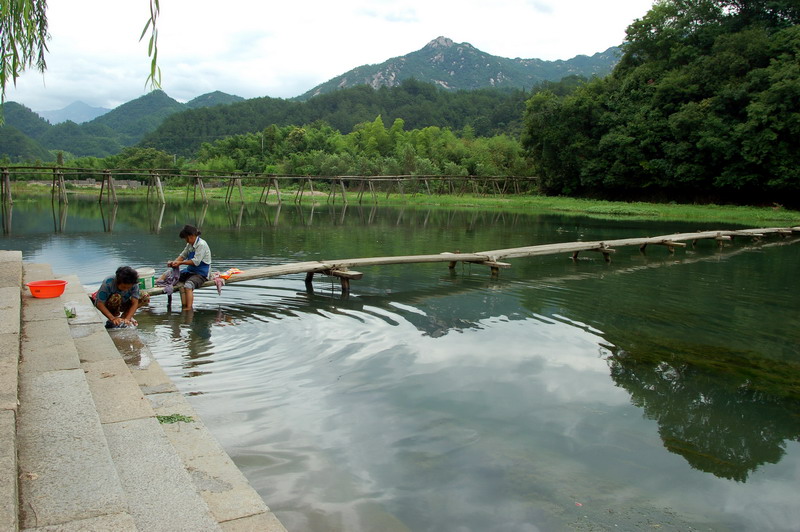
[6,0,655,112]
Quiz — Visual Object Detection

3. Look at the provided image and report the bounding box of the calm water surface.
[3,196,799,531]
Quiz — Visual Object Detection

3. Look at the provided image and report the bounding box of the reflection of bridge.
[0,166,538,206]
[143,226,800,296]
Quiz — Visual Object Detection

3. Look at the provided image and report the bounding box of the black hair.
[115,266,139,285]
[179,224,201,239]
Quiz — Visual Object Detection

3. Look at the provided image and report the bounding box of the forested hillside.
[140,80,532,157]
[522,0,800,205]
[1,91,244,161]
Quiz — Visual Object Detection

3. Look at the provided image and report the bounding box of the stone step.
[17,264,134,530]
[65,274,285,530]
[15,264,285,531]
[97,289,287,530]
[60,273,222,532]
[0,250,22,532]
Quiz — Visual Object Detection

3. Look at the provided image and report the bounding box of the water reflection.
[52,201,69,232]
[607,343,800,482]
[98,203,117,232]
[1,203,11,234]
[147,202,166,234]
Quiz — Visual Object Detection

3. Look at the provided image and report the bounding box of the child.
[93,266,148,328]
[168,224,212,310]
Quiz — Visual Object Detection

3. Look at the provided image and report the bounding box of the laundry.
[155,266,181,295]
[219,267,242,280]
[212,271,225,295]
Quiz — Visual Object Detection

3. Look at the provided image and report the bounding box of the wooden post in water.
[294,177,306,203]
[1,168,11,205]
[339,178,348,204]
[157,173,166,204]
[52,168,69,204]
[194,174,208,203]
[260,177,281,204]
[237,177,245,203]
[99,170,117,204]
[224,177,244,203]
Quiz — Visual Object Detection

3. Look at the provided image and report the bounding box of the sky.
[7,0,656,113]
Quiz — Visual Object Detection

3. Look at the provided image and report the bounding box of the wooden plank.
[142,227,800,297]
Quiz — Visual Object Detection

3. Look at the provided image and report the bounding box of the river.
[3,195,799,531]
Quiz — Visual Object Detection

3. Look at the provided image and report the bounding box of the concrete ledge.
[220,512,288,532]
[12,259,287,531]
[0,253,21,532]
[0,332,19,412]
[17,369,128,528]
[60,274,102,326]
[22,511,138,531]
[147,392,285,529]
[83,358,154,424]
[0,286,21,335]
[103,417,222,531]
[20,319,80,374]
[0,410,18,532]
[71,324,120,363]
[0,250,22,289]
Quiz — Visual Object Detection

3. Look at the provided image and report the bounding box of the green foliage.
[192,118,534,178]
[142,80,530,157]
[0,124,52,162]
[156,414,194,424]
[0,0,48,108]
[522,0,800,205]
[104,146,177,169]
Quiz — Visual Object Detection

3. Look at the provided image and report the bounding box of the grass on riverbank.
[14,182,800,227]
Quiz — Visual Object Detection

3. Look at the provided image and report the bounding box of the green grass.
[14,181,800,227]
[156,414,194,424]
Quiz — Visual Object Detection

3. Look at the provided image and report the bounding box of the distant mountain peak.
[298,37,620,100]
[38,100,110,124]
[426,36,455,49]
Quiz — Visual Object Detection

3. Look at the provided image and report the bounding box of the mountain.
[86,90,186,145]
[1,90,242,160]
[38,101,110,124]
[0,124,52,162]
[298,36,620,100]
[1,37,619,161]
[186,91,245,109]
[3,102,51,139]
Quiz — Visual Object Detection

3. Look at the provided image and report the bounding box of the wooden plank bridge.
[0,166,538,206]
[142,226,800,296]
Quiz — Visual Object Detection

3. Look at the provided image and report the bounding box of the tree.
[0,0,160,109]
[522,0,800,204]
[0,0,49,105]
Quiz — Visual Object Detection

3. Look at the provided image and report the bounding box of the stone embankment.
[0,250,287,531]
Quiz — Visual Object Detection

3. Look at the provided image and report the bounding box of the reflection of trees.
[607,342,800,482]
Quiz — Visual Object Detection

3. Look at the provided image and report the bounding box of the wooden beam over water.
[142,226,800,297]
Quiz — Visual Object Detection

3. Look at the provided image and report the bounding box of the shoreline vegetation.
[10,182,800,228]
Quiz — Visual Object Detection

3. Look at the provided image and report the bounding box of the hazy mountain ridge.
[1,90,244,160]
[38,101,111,124]
[1,38,619,161]
[298,36,619,100]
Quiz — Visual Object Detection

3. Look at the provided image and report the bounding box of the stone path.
[0,250,286,531]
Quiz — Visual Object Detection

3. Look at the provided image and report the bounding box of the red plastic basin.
[26,279,68,298]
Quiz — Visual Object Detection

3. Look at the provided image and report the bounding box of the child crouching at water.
[93,266,149,328]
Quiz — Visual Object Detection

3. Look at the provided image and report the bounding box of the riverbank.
[11,181,800,227]
[1,251,287,531]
